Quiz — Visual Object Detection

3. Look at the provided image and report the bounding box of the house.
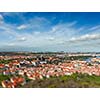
[10,76,26,86]
[0,64,4,68]
[1,80,15,88]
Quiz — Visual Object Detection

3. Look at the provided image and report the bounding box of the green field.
[21,73,100,88]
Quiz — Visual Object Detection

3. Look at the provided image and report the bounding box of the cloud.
[66,21,77,27]
[46,21,80,41]
[29,16,50,24]
[28,16,50,28]
[70,34,100,42]
[89,25,100,31]
[16,37,27,42]
[17,24,27,30]
[45,37,55,41]
[0,14,3,20]
[0,14,4,24]
[56,41,65,45]
[7,43,15,46]
[51,21,77,32]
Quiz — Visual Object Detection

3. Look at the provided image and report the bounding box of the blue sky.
[0,12,100,52]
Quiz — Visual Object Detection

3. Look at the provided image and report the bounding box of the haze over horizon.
[0,12,100,52]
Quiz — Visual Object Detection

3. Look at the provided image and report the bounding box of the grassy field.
[21,73,100,88]
[0,74,12,86]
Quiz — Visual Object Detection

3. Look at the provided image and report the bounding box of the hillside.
[21,73,100,88]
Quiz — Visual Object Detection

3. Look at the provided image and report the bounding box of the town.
[0,52,100,88]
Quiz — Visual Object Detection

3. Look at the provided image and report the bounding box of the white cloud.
[7,43,15,46]
[70,34,100,42]
[17,24,27,30]
[56,41,65,45]
[51,21,77,32]
[66,21,77,27]
[45,37,55,41]
[48,21,80,40]
[89,25,100,31]
[16,37,27,41]
[33,31,41,35]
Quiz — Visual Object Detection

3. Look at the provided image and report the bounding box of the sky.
[0,12,100,52]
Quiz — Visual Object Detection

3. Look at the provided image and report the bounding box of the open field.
[21,73,100,88]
